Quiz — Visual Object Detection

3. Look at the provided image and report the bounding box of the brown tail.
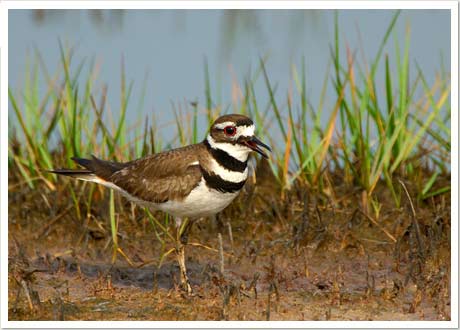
[50,155,127,181]
[49,168,94,176]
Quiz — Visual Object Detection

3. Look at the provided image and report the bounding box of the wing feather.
[108,144,204,203]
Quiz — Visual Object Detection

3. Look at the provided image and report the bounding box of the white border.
[0,0,458,10]
[0,3,10,329]
[450,1,459,329]
[1,1,458,329]
[0,0,456,9]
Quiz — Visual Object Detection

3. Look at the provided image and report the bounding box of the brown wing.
[107,143,204,203]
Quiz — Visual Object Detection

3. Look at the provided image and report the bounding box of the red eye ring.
[224,125,237,136]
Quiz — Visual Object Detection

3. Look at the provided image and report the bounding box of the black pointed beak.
[242,136,271,158]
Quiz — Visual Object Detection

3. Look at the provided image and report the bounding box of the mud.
[8,168,451,321]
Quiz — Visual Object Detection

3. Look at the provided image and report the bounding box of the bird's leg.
[175,217,193,295]
[176,244,192,295]
[180,219,194,245]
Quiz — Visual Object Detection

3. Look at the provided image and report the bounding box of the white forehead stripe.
[236,125,255,138]
[214,121,237,129]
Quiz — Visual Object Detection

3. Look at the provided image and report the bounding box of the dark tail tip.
[48,167,96,181]
[48,168,93,176]
[71,157,95,171]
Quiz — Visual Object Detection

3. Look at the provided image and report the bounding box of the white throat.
[206,135,251,162]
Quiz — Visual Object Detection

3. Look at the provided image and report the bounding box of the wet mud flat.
[8,175,451,321]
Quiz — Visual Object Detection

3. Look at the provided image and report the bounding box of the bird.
[50,114,271,294]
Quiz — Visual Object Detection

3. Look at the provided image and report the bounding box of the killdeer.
[51,114,270,294]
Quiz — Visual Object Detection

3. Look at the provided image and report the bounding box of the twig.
[358,209,397,243]
[360,237,394,244]
[248,272,260,300]
[266,289,271,321]
[36,205,73,239]
[187,242,232,257]
[218,233,224,276]
[116,247,135,267]
[20,280,34,311]
[227,222,234,255]
[399,179,425,258]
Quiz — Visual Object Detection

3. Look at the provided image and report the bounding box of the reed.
[8,12,451,265]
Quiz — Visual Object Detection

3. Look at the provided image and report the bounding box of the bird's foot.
[176,243,194,296]
[180,278,194,296]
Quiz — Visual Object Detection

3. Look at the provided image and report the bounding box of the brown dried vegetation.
[8,158,451,321]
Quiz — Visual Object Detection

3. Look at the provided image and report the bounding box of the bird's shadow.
[32,254,212,290]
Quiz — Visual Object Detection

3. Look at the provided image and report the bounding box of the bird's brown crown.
[211,114,254,128]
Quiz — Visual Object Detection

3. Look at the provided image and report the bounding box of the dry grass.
[8,160,451,321]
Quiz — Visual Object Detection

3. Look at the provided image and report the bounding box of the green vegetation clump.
[8,10,450,276]
[7,11,452,321]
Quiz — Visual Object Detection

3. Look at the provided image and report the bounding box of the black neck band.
[202,170,246,193]
[204,138,247,173]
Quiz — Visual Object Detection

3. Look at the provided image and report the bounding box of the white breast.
[154,179,240,218]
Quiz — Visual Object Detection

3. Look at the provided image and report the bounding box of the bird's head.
[206,114,271,162]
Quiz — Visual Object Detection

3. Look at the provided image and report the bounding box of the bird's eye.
[224,126,236,136]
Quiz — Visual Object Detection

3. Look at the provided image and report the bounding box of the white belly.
[154,179,240,218]
[112,178,240,219]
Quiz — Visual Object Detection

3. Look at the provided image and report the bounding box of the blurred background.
[8,9,451,143]
[7,9,453,320]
